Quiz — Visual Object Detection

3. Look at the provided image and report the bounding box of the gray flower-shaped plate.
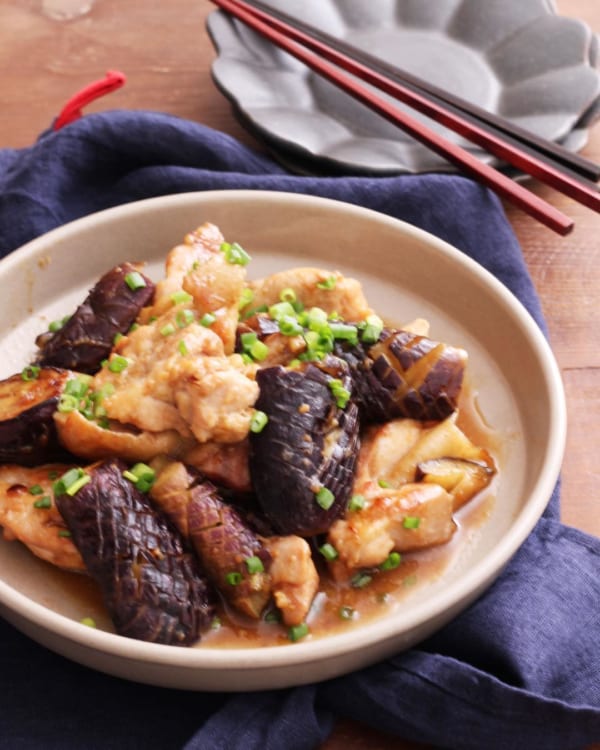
[207,0,600,175]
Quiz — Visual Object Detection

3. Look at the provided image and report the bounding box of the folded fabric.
[0,111,598,750]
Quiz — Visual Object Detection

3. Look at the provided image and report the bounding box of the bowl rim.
[0,190,567,676]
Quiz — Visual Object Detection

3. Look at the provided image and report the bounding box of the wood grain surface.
[1,1,598,748]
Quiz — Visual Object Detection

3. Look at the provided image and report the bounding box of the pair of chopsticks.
[210,0,600,236]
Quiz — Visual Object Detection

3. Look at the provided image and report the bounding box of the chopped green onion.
[124,271,147,291]
[170,290,193,305]
[57,394,79,413]
[378,478,391,489]
[225,571,243,586]
[21,365,40,381]
[28,484,44,496]
[58,529,72,538]
[279,287,296,303]
[361,314,384,344]
[339,606,356,621]
[318,543,338,562]
[348,494,365,512]
[249,339,269,361]
[160,323,176,337]
[305,307,328,331]
[178,340,189,356]
[128,322,140,333]
[316,275,337,290]
[52,466,90,498]
[48,315,70,333]
[65,377,91,399]
[220,241,251,266]
[278,315,304,337]
[288,623,309,642]
[176,309,195,328]
[379,552,402,571]
[264,609,281,624]
[350,572,373,589]
[200,312,216,327]
[315,486,335,510]
[238,287,254,310]
[268,301,296,321]
[113,332,124,345]
[245,556,265,574]
[80,617,96,628]
[328,379,351,409]
[108,355,128,373]
[403,516,421,529]
[33,496,52,509]
[122,463,155,492]
[329,322,358,345]
[250,410,268,433]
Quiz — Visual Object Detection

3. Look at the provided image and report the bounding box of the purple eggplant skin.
[249,363,360,537]
[35,263,155,375]
[150,461,272,619]
[0,368,71,466]
[55,459,215,646]
[335,329,466,422]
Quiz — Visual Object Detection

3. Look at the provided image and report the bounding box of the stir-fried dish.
[0,223,496,647]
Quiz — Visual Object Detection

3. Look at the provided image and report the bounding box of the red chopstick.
[210,0,577,235]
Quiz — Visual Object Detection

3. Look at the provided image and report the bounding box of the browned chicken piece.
[90,313,259,445]
[183,439,252,493]
[353,415,495,509]
[328,483,456,570]
[54,409,191,463]
[0,464,85,571]
[248,267,372,322]
[140,223,246,353]
[263,535,320,627]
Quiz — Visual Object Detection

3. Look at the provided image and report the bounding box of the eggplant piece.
[55,459,214,645]
[416,456,496,511]
[249,364,360,537]
[150,460,272,619]
[336,329,467,422]
[0,368,70,466]
[35,263,155,374]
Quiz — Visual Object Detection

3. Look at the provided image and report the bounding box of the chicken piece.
[263,535,319,627]
[328,483,455,570]
[93,313,259,444]
[54,409,191,463]
[0,464,85,571]
[140,223,246,353]
[248,267,372,322]
[183,439,251,493]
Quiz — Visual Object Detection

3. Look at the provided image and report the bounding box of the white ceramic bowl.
[0,191,566,690]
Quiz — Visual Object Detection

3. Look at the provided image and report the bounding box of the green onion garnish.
[238,287,254,310]
[318,543,338,562]
[113,332,124,345]
[160,323,176,337]
[279,287,296,303]
[122,463,155,492]
[21,365,41,381]
[278,315,304,337]
[170,290,193,305]
[200,312,216,327]
[268,301,296,321]
[350,572,373,589]
[403,516,421,529]
[124,271,147,291]
[225,571,243,586]
[220,241,251,266]
[33,496,52,509]
[250,410,268,433]
[28,484,44,496]
[315,486,335,510]
[53,468,91,497]
[245,556,265,574]
[58,530,72,538]
[348,494,365,512]
[379,552,402,571]
[329,322,358,345]
[288,623,309,642]
[328,379,351,409]
[178,340,189,356]
[378,478,391,489]
[339,606,355,621]
[108,355,128,373]
[361,314,384,344]
[176,309,195,328]
[316,275,336,290]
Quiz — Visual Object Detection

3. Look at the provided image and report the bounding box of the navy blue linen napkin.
[0,111,599,750]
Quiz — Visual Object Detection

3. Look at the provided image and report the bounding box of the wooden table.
[1,1,598,748]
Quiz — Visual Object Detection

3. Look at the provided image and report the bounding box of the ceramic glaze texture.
[207,0,600,173]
